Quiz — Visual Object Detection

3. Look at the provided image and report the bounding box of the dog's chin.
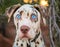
[19,36,33,40]
[21,35,30,39]
[19,34,35,40]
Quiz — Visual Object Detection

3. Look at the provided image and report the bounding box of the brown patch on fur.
[0,34,13,47]
[5,4,21,22]
[35,41,39,44]
[40,37,43,41]
[5,20,16,40]
[40,6,50,47]
[27,13,29,16]
[40,19,50,47]
[20,11,23,15]
[0,17,16,47]
[17,39,19,42]
[8,7,14,14]
[35,45,37,47]
[21,44,23,46]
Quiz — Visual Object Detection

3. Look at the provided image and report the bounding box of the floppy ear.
[40,7,50,47]
[34,5,50,47]
[5,4,21,22]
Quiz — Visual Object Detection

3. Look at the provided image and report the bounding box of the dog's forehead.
[19,4,33,11]
[20,4,33,8]
[15,4,37,13]
[14,4,40,21]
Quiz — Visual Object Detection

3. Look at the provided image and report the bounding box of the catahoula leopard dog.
[5,4,50,47]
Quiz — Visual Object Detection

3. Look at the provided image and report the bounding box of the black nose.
[20,25,30,34]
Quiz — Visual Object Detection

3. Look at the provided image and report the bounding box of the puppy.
[5,4,50,47]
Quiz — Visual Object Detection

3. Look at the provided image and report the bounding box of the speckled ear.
[40,7,50,47]
[5,4,21,22]
[34,4,50,47]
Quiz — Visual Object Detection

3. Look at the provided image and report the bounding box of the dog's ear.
[34,5,50,47]
[40,7,50,47]
[5,4,21,22]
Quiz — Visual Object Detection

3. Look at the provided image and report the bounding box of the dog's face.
[13,4,40,39]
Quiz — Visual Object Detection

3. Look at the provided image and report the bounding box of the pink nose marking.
[20,25,30,34]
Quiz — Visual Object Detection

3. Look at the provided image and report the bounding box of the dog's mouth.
[19,31,40,42]
[20,34,31,39]
[22,35,28,38]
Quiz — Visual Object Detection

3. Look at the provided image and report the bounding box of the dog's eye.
[31,14,37,19]
[31,14,38,22]
[16,14,21,19]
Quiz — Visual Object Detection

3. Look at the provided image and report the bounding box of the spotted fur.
[5,4,47,47]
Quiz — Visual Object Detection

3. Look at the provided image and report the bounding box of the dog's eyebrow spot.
[17,39,19,42]
[27,13,29,16]
[20,11,23,15]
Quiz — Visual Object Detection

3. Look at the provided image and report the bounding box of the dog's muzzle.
[20,25,30,34]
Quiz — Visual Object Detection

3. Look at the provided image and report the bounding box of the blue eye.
[16,14,21,19]
[31,14,37,19]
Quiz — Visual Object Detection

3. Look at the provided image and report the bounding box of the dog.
[5,4,50,47]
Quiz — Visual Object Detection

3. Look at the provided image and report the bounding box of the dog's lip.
[21,34,30,39]
[22,36,28,38]
[22,35,28,38]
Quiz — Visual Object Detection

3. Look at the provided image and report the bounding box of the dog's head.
[5,4,50,47]
[14,4,41,40]
[5,4,46,40]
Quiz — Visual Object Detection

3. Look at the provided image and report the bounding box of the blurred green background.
[0,0,21,14]
[0,0,39,14]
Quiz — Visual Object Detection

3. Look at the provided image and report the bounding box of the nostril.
[21,29,28,32]
[21,29,24,31]
[20,25,30,33]
[25,29,28,31]
[25,29,29,32]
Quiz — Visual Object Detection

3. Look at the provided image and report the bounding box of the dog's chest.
[13,35,45,47]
